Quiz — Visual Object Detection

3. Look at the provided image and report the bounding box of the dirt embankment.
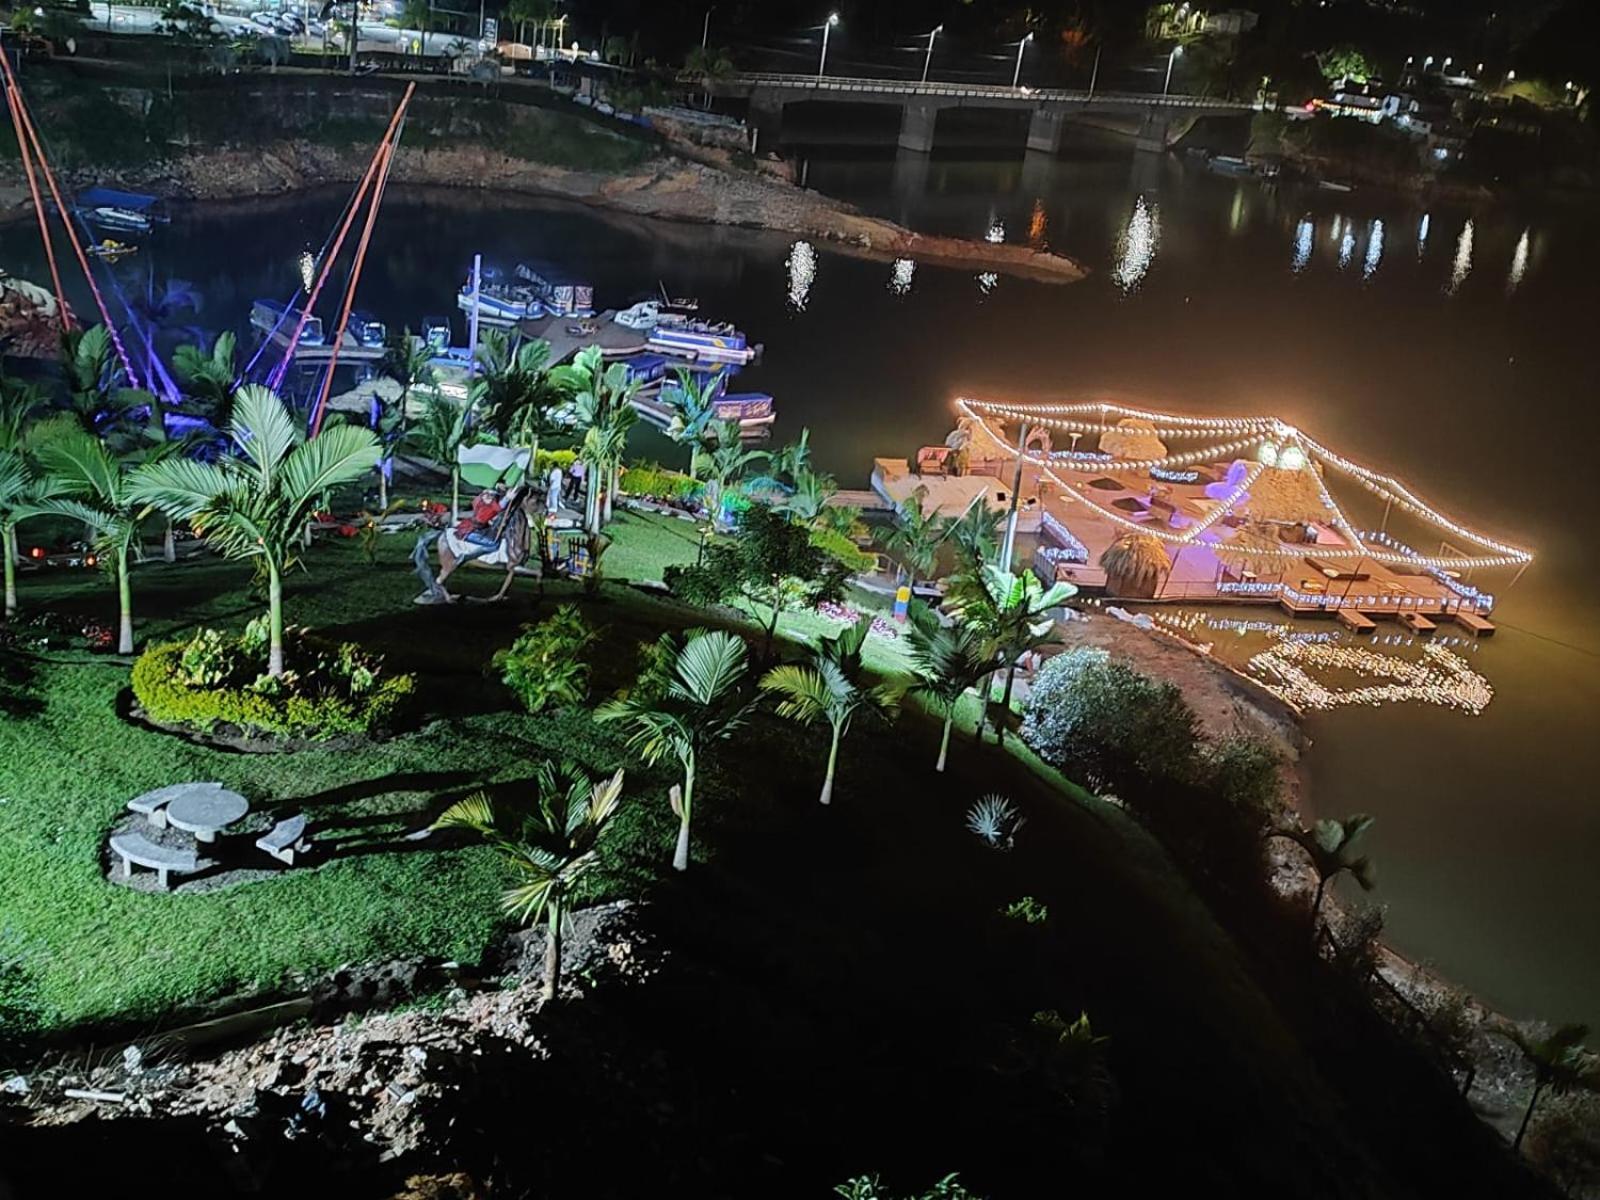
[4,136,1087,285]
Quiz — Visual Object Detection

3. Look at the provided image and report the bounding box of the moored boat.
[515,262,595,318]
[648,317,758,365]
[75,187,168,234]
[251,298,325,345]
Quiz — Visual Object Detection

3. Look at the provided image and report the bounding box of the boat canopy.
[77,187,163,211]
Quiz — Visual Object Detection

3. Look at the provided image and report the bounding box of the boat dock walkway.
[515,310,648,365]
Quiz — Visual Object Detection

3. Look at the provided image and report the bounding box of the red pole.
[0,51,138,384]
[274,86,414,382]
[310,84,413,436]
[3,79,70,331]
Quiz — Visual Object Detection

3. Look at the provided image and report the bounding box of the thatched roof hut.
[1236,460,1333,526]
[1098,418,1168,461]
[1099,530,1172,598]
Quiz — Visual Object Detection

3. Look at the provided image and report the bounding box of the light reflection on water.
[785,239,816,311]
[888,257,915,296]
[1507,228,1531,295]
[1292,217,1314,273]
[1417,212,1431,259]
[1447,218,1474,295]
[1111,195,1158,292]
[1364,219,1385,280]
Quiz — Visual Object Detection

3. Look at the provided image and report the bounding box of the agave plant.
[966,793,1025,851]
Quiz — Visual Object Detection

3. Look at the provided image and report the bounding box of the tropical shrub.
[1001,895,1049,925]
[493,605,596,715]
[132,620,414,739]
[620,461,702,505]
[1201,736,1284,818]
[966,793,1025,850]
[835,1175,986,1200]
[1020,647,1199,794]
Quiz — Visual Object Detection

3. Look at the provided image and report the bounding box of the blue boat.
[456,268,543,325]
[620,353,672,388]
[250,299,325,346]
[421,315,452,351]
[349,310,387,348]
[648,318,757,364]
[75,187,168,234]
[515,262,596,318]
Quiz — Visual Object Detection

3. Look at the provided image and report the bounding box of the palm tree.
[407,390,475,522]
[881,486,947,587]
[904,600,993,772]
[475,331,566,463]
[565,347,643,530]
[1274,815,1377,928]
[25,432,147,653]
[1491,1022,1600,1152]
[772,464,837,526]
[171,330,238,426]
[767,426,812,485]
[693,420,768,523]
[1099,531,1172,599]
[376,330,436,507]
[433,762,626,1001]
[59,325,142,443]
[940,498,1004,570]
[505,0,549,46]
[663,366,719,479]
[684,43,733,109]
[0,380,48,621]
[760,615,903,805]
[947,564,1075,743]
[399,0,432,63]
[597,629,754,871]
[132,385,381,676]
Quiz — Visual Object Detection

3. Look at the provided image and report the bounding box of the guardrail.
[725,71,1259,110]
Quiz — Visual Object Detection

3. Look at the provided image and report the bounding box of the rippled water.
[2,146,1595,1025]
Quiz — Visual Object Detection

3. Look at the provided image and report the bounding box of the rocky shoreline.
[1067,606,1536,1131]
[0,140,1087,286]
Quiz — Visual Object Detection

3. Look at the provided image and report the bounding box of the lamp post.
[1163,44,1182,96]
[1012,31,1033,89]
[701,7,712,48]
[817,11,838,81]
[921,23,941,84]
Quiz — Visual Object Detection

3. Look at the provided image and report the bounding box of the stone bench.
[255,814,309,866]
[127,781,226,830]
[109,832,211,891]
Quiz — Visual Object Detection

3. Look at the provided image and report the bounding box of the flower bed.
[814,600,900,640]
[131,619,415,743]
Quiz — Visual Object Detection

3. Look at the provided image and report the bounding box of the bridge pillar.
[1134,111,1172,154]
[897,102,938,154]
[1025,109,1067,155]
[891,147,931,224]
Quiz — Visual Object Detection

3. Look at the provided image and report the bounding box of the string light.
[954,398,1533,571]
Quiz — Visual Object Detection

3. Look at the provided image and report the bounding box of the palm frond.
[231,384,302,477]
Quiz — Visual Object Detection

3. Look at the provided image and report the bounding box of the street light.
[1423,55,1433,71]
[817,11,838,81]
[921,23,942,85]
[1163,44,1183,96]
[701,6,713,49]
[1012,31,1033,90]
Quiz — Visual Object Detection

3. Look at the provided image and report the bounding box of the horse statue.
[413,483,544,604]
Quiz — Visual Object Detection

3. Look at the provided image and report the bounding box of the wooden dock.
[1451,611,1497,637]
[1336,609,1378,634]
[515,310,648,365]
[1399,611,1437,634]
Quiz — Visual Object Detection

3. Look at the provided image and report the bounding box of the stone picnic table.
[165,785,250,843]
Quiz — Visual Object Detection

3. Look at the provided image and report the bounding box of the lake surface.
[2,142,1595,1027]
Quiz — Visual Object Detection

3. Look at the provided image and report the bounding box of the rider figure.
[456,480,508,548]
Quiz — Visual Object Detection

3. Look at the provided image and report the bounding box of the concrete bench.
[128,781,225,830]
[110,832,210,891]
[255,814,309,866]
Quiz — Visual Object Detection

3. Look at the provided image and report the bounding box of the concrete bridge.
[719,72,1261,154]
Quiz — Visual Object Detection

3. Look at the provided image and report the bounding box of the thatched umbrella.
[1236,460,1333,526]
[1216,522,1290,578]
[1099,531,1172,598]
[1098,418,1168,462]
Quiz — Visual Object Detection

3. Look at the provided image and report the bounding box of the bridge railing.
[726,71,1259,110]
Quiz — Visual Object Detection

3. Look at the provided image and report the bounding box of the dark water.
[2,147,1596,1027]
